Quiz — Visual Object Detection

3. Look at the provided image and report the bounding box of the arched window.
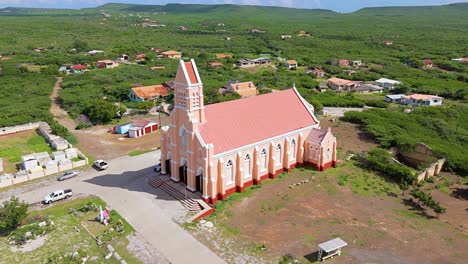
[326,147,331,160]
[276,144,282,165]
[226,160,234,184]
[244,154,251,178]
[290,139,296,160]
[260,149,267,171]
[181,129,187,150]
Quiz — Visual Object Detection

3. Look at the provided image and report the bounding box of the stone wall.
[415,158,445,183]
[0,122,42,136]
[0,122,89,189]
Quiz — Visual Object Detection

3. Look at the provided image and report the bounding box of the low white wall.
[0,122,42,136]
[12,174,29,184]
[28,170,45,180]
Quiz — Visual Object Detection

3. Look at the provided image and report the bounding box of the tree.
[73,38,89,52]
[0,196,29,233]
[137,100,154,113]
[86,99,118,123]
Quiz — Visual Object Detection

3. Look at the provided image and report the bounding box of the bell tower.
[173,59,205,124]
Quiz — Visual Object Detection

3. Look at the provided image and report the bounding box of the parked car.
[57,171,78,181]
[43,189,73,204]
[93,160,108,170]
[154,163,161,173]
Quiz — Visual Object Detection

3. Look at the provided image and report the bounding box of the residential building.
[128,84,169,102]
[161,50,182,60]
[207,62,224,68]
[225,81,257,98]
[352,84,384,94]
[384,94,405,103]
[338,59,349,67]
[96,60,118,69]
[327,78,357,91]
[285,60,298,69]
[352,60,362,67]
[375,78,402,90]
[422,59,433,69]
[70,64,87,73]
[136,53,146,62]
[160,60,337,204]
[235,58,271,68]
[215,53,232,59]
[402,94,443,106]
[88,50,104,55]
[311,69,325,78]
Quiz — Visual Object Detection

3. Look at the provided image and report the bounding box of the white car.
[57,171,78,181]
[93,160,108,170]
[43,189,73,204]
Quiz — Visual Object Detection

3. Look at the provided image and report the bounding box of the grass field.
[0,196,141,264]
[0,130,53,173]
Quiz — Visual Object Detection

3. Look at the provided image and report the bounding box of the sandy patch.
[10,235,48,252]
[126,233,170,264]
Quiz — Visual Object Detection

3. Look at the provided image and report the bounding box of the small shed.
[317,237,347,261]
[113,122,133,134]
[128,120,158,138]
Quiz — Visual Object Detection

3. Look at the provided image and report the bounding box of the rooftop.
[131,84,169,99]
[199,88,317,154]
[406,93,443,100]
[318,237,348,252]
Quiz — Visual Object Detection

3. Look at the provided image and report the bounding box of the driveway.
[0,151,225,264]
[323,106,371,117]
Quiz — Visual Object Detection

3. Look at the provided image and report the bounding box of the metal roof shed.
[317,237,347,261]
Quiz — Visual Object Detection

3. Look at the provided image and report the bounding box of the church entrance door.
[166,159,171,175]
[179,165,188,185]
[195,174,203,193]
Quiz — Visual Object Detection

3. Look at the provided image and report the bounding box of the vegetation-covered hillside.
[0,3,466,138]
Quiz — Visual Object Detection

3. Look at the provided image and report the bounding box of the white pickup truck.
[43,189,73,204]
[93,160,108,170]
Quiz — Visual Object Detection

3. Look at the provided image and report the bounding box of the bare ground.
[49,77,168,160]
[320,117,378,154]
[223,168,467,264]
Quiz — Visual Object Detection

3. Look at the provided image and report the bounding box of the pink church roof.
[199,88,318,154]
[307,128,329,144]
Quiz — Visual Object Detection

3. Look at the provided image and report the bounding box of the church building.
[160,60,337,204]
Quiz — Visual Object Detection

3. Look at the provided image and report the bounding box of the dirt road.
[49,77,166,160]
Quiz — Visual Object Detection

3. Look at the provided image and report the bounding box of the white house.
[375,78,402,90]
[384,94,405,103]
[402,94,443,106]
[285,60,298,69]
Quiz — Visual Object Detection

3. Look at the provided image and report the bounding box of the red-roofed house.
[422,59,433,69]
[338,59,349,67]
[402,94,443,106]
[96,60,118,69]
[161,50,182,60]
[128,84,169,102]
[312,69,325,78]
[159,60,337,204]
[207,62,224,68]
[225,80,257,98]
[327,77,357,91]
[285,60,298,69]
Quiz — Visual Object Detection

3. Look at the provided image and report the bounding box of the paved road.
[323,106,371,117]
[0,151,225,264]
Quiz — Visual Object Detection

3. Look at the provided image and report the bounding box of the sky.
[0,0,465,13]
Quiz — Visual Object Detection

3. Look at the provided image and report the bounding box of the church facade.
[160,60,337,204]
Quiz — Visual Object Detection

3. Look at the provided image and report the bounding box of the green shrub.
[75,123,92,130]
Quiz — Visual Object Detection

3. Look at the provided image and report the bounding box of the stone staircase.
[148,176,202,211]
